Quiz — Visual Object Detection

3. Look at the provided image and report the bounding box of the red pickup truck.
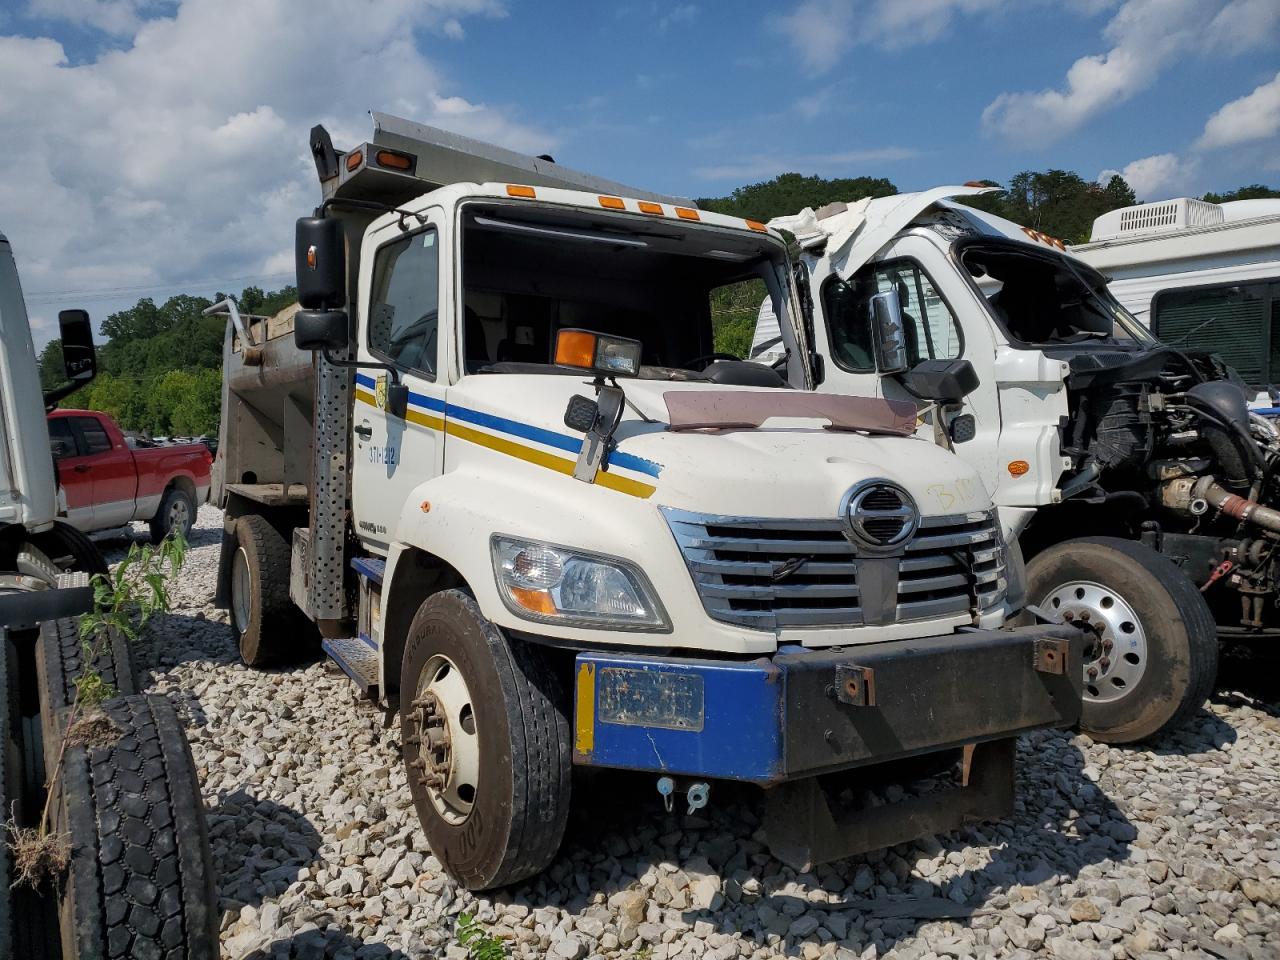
[46,410,211,543]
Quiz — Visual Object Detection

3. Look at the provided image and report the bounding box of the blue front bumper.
[572,624,1083,784]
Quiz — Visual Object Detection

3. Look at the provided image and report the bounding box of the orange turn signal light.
[598,195,626,210]
[506,184,537,199]
[1007,460,1030,477]
[345,150,363,172]
[510,586,556,615]
[375,149,413,171]
[555,329,598,369]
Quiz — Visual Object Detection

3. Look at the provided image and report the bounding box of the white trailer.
[1071,197,1280,404]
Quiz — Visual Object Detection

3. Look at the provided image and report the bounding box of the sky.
[2,0,1278,349]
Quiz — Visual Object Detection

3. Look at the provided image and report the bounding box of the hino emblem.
[841,479,919,553]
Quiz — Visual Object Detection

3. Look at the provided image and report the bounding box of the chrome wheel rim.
[168,497,191,535]
[409,655,479,825]
[1043,580,1147,705]
[231,546,252,633]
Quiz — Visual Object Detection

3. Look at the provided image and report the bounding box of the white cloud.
[983,0,1280,146]
[774,0,1019,72]
[694,146,918,181]
[657,4,698,32]
[1097,153,1198,200]
[1,0,550,347]
[1197,71,1280,149]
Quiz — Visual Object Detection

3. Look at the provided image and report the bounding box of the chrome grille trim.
[663,507,1007,631]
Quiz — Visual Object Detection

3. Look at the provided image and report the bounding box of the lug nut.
[1102,638,1113,651]
[1078,611,1091,622]
[1100,657,1111,670]
[1087,667,1098,679]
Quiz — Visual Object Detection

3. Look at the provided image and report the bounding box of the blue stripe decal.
[353,373,661,478]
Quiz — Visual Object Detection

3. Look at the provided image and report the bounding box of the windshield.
[958,241,1158,348]
[459,202,798,385]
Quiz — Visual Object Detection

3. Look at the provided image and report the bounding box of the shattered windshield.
[958,242,1157,348]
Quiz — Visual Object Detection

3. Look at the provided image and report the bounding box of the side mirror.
[58,309,97,383]
[295,216,346,309]
[869,290,909,375]
[294,309,349,352]
[901,358,980,403]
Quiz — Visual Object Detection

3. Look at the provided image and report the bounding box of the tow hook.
[656,776,712,815]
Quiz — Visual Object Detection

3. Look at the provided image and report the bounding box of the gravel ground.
[97,507,1280,960]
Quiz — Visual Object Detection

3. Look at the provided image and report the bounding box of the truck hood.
[769,185,995,281]
[447,375,992,519]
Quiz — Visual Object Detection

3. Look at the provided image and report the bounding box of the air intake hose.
[1194,476,1280,535]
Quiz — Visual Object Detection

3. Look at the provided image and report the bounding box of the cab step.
[322,636,379,698]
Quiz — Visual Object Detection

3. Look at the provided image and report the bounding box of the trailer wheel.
[400,589,571,890]
[1025,537,1217,743]
[31,522,109,578]
[50,693,218,960]
[230,514,311,667]
[149,487,196,545]
[37,616,138,742]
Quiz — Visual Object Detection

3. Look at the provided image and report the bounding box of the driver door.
[351,216,447,553]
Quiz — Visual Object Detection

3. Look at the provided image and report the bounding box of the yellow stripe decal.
[356,390,655,498]
[574,661,596,756]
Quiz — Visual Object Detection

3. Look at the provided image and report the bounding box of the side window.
[368,228,440,377]
[74,417,113,455]
[824,260,962,373]
[48,418,78,460]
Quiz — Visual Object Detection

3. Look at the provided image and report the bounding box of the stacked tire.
[0,613,218,958]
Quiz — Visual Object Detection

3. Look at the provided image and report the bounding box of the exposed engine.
[1054,346,1280,634]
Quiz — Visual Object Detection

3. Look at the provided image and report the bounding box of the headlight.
[490,536,670,631]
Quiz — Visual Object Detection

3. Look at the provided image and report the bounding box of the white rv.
[1072,197,1280,403]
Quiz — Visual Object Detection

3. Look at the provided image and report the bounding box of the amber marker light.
[637,201,663,215]
[506,184,537,198]
[375,150,413,170]
[1008,460,1030,477]
[554,329,597,369]
[345,150,363,172]
[598,196,626,209]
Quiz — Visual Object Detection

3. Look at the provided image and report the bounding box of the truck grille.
[663,508,1007,631]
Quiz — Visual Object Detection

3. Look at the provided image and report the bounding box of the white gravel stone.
[110,506,1280,960]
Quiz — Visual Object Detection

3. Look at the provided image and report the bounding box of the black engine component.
[1184,380,1256,486]
[1084,382,1153,471]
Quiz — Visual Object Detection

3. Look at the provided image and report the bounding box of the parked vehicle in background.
[1,227,218,958]
[1071,197,1280,406]
[48,409,211,543]
[212,114,1083,890]
[754,187,1276,744]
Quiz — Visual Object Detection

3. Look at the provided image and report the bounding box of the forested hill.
[38,285,297,436]
[41,173,1278,436]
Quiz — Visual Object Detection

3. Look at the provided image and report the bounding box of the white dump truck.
[1,230,218,958]
[213,117,1083,890]
[754,188,1277,744]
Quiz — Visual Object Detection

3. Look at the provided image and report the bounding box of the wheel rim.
[169,497,191,535]
[1042,579,1148,705]
[408,655,479,825]
[231,546,252,633]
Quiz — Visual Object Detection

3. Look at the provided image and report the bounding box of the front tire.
[1025,537,1217,743]
[400,590,571,890]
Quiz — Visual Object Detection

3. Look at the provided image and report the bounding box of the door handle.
[74,464,91,473]
[354,423,372,440]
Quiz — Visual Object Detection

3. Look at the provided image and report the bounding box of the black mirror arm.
[320,350,402,385]
[43,375,94,411]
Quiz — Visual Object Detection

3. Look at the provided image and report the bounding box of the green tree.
[957,170,1138,244]
[37,340,65,392]
[169,368,222,436]
[698,172,898,223]
[1202,184,1280,203]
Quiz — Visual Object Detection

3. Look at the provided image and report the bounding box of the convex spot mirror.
[57,309,96,382]
[870,290,909,375]
[296,216,345,310]
[901,358,980,404]
[294,309,349,352]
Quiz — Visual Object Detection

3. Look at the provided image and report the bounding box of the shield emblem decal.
[375,374,388,410]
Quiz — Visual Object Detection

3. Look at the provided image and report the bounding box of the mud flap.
[763,737,1016,871]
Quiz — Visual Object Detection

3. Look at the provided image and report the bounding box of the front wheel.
[1025,536,1218,744]
[400,590,571,890]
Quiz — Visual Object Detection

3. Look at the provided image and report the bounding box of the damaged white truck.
[212,115,1084,890]
[755,187,1259,744]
